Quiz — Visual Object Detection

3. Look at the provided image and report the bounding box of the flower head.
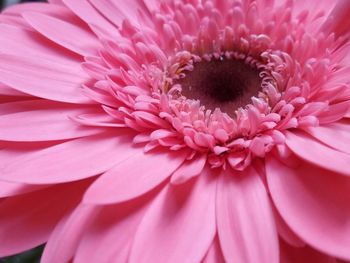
[1,0,350,262]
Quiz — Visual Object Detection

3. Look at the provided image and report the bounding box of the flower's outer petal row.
[61,0,118,37]
[304,120,350,154]
[321,0,350,38]
[83,147,189,204]
[89,0,153,28]
[267,156,350,261]
[216,167,279,263]
[201,236,226,263]
[74,193,155,263]
[0,132,139,184]
[0,24,81,65]
[0,179,91,257]
[23,12,102,56]
[0,54,93,104]
[279,240,337,263]
[129,166,217,263]
[41,205,98,263]
[0,100,107,142]
[272,204,305,247]
[0,181,48,198]
[285,130,350,177]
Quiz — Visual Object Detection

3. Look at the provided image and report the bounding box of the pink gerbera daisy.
[1,0,350,262]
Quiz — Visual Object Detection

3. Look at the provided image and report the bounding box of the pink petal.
[41,204,97,263]
[280,241,337,263]
[23,12,101,56]
[0,85,29,97]
[266,156,350,260]
[216,167,279,263]
[201,237,225,263]
[0,132,140,184]
[75,194,153,263]
[84,148,189,204]
[89,0,152,27]
[321,0,350,38]
[0,24,79,64]
[0,181,48,198]
[272,203,305,247]
[61,0,118,35]
[305,120,350,154]
[129,167,217,263]
[0,180,89,257]
[171,153,207,185]
[0,54,93,104]
[0,103,106,141]
[285,130,350,176]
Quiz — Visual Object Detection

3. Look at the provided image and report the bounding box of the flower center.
[177,56,262,114]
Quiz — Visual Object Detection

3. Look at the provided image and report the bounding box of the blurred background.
[0,0,44,10]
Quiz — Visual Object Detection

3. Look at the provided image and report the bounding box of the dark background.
[0,0,44,10]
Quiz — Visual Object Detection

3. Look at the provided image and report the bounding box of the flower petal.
[272,204,305,247]
[170,153,207,185]
[0,132,140,184]
[84,148,189,204]
[285,130,350,176]
[0,181,48,198]
[23,12,101,56]
[266,156,350,260]
[41,204,97,263]
[216,167,279,263]
[0,24,79,64]
[89,0,152,27]
[0,180,89,257]
[129,167,217,263]
[280,240,337,263]
[75,194,153,263]
[0,54,93,104]
[0,103,106,141]
[304,120,350,154]
[61,0,117,35]
[201,237,225,263]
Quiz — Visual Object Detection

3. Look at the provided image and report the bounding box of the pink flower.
[1,0,350,262]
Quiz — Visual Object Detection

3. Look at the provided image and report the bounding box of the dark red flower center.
[177,57,261,114]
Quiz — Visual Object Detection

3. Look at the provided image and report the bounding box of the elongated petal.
[41,205,97,263]
[129,167,217,263]
[217,167,279,263]
[280,241,337,263]
[305,120,350,154]
[0,132,140,184]
[0,181,47,198]
[171,153,207,184]
[75,194,153,263]
[84,148,189,204]
[89,0,152,27]
[23,12,101,56]
[0,24,79,64]
[201,237,225,263]
[62,0,117,35]
[266,156,350,260]
[0,54,92,104]
[0,104,105,141]
[285,130,350,176]
[0,180,89,257]
[272,204,305,247]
